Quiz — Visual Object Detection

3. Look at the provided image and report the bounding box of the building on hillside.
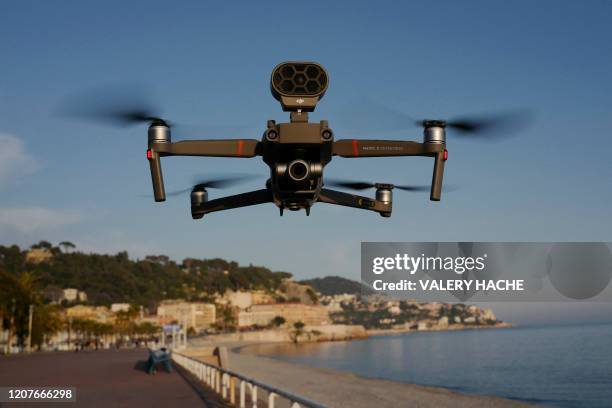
[219,291,253,309]
[61,288,88,303]
[63,288,79,302]
[321,294,358,312]
[65,305,114,323]
[251,290,275,305]
[110,303,131,313]
[218,290,276,310]
[25,248,53,264]
[43,287,64,303]
[156,300,216,331]
[238,303,330,328]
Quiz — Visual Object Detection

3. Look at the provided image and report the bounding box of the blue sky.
[1,1,611,322]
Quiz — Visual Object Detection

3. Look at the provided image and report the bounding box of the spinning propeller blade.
[165,174,260,197]
[335,100,534,141]
[59,84,252,137]
[326,179,445,192]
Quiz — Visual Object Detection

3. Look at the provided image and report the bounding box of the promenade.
[0,349,222,407]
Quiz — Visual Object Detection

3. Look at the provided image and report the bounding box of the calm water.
[244,324,612,408]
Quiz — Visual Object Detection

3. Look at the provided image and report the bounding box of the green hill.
[0,242,291,307]
[300,276,373,296]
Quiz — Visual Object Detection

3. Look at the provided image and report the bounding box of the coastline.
[366,321,513,337]
[186,324,532,408]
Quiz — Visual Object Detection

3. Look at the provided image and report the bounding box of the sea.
[245,323,612,408]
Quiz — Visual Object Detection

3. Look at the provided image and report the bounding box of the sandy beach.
[186,340,533,408]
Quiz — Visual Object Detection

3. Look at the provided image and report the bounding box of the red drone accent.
[146,149,153,160]
[443,149,448,161]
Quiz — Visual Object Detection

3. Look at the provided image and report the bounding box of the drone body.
[146,61,448,220]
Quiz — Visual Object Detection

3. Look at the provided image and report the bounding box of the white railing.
[172,352,327,408]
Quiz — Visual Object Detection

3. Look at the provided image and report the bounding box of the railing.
[172,352,328,408]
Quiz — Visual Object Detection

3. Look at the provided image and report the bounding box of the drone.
[70,61,530,219]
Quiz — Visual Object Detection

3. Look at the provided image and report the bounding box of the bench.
[146,348,172,375]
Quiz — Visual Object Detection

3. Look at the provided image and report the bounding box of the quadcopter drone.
[71,61,529,219]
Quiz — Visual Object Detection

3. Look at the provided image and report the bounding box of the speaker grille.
[272,62,327,96]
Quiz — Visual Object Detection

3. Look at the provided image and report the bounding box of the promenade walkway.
[0,348,224,407]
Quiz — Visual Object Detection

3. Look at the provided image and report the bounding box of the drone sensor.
[270,61,328,112]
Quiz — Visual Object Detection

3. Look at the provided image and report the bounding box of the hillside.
[0,242,291,307]
[300,276,374,296]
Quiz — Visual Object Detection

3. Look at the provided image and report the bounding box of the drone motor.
[190,186,208,219]
[423,120,446,144]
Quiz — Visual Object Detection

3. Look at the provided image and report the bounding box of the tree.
[31,241,52,250]
[0,269,61,353]
[134,322,161,341]
[215,305,237,332]
[30,304,62,349]
[306,288,318,304]
[114,306,139,336]
[58,241,76,253]
[270,316,286,327]
[290,321,306,343]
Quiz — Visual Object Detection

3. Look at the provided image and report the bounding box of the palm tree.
[1,269,63,353]
[4,272,37,348]
[30,304,62,349]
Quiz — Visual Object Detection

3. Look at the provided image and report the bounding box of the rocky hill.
[300,276,374,296]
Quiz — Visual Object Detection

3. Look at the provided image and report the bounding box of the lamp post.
[27,304,33,353]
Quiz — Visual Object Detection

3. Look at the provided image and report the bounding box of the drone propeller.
[335,100,533,141]
[59,84,251,136]
[325,179,445,192]
[165,174,260,197]
[417,111,534,140]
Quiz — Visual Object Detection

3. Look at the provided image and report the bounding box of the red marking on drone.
[146,149,153,160]
[443,149,448,161]
[352,140,358,156]
[237,140,244,156]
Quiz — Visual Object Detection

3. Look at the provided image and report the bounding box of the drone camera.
[275,160,322,182]
[270,61,328,112]
[288,159,310,181]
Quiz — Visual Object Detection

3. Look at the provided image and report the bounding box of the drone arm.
[332,139,433,157]
[146,139,261,202]
[153,139,261,158]
[333,139,447,201]
[318,188,391,215]
[191,189,272,218]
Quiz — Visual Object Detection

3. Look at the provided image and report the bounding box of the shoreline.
[186,324,533,408]
[366,321,513,337]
